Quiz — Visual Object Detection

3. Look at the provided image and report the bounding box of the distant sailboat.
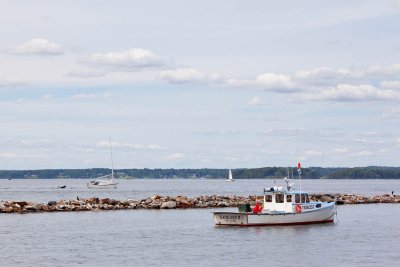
[87,137,119,189]
[226,169,235,182]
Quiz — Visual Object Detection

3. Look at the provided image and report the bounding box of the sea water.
[0,179,399,266]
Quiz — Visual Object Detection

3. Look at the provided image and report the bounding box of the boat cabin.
[263,186,310,213]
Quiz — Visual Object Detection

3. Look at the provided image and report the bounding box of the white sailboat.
[226,169,235,182]
[87,137,119,189]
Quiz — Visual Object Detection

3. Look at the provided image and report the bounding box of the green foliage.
[0,166,399,179]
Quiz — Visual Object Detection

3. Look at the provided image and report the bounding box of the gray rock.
[160,201,177,209]
[217,201,229,207]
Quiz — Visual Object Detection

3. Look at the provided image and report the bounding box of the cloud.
[66,69,106,78]
[332,148,348,153]
[303,150,323,156]
[0,153,17,158]
[367,64,400,75]
[10,38,64,55]
[227,73,295,92]
[96,140,167,151]
[294,67,362,86]
[163,152,184,161]
[0,77,26,87]
[89,48,164,70]
[300,84,400,102]
[71,92,111,100]
[159,68,222,84]
[159,68,204,83]
[247,96,260,106]
[193,129,240,136]
[380,80,400,90]
[382,108,400,119]
[351,151,373,157]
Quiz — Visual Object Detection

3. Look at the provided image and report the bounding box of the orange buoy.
[295,204,302,213]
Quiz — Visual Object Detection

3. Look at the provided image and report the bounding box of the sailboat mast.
[109,137,114,180]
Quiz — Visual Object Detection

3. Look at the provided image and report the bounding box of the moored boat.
[225,169,235,182]
[213,164,337,226]
[87,137,119,189]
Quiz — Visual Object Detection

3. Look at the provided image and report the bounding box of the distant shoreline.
[1,166,400,179]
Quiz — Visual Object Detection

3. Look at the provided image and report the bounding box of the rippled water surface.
[1,179,400,266]
[1,179,399,203]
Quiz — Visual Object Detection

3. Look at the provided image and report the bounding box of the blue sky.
[1,0,400,169]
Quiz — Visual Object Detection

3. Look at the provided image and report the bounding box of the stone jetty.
[0,193,399,214]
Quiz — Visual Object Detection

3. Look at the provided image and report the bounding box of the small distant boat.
[87,137,118,189]
[225,169,235,182]
[58,185,66,189]
[214,163,337,226]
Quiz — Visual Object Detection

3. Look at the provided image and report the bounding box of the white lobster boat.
[214,174,337,226]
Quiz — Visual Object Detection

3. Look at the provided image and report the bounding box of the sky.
[1,0,400,169]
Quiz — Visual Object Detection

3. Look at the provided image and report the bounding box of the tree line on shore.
[1,166,400,179]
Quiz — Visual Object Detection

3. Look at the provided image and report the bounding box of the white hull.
[87,181,118,189]
[214,202,336,226]
[225,179,235,182]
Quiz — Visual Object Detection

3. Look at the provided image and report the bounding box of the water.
[1,179,400,266]
[1,179,399,203]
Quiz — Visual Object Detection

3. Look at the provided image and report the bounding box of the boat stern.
[213,212,248,226]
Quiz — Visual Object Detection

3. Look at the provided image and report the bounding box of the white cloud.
[303,150,322,156]
[89,48,163,70]
[367,64,400,75]
[227,72,295,92]
[351,151,373,157]
[247,96,260,106]
[256,73,294,89]
[295,67,358,79]
[0,152,17,158]
[332,148,348,153]
[159,68,222,84]
[301,84,400,102]
[66,69,106,78]
[159,68,204,83]
[96,141,166,151]
[72,92,111,100]
[380,80,400,90]
[0,77,26,87]
[163,152,184,161]
[294,67,363,86]
[382,108,400,119]
[10,38,64,55]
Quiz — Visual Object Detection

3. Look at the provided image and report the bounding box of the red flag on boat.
[297,162,301,174]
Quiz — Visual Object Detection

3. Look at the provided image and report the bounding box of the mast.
[109,137,114,181]
[298,162,302,201]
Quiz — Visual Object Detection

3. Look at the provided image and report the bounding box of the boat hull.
[213,202,336,226]
[87,182,118,189]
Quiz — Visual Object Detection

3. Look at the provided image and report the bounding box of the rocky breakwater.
[0,194,399,214]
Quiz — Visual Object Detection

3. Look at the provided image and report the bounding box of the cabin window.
[275,194,284,203]
[265,195,272,202]
[298,194,309,203]
[286,195,292,203]
[295,194,300,203]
